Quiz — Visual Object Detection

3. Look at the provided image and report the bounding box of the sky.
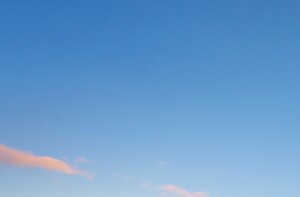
[1,0,300,197]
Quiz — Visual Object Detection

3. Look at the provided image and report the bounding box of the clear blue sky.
[1,0,300,197]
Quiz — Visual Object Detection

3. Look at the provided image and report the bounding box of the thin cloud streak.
[161,185,208,197]
[0,144,91,179]
[75,157,89,164]
[114,173,135,180]
[156,161,168,166]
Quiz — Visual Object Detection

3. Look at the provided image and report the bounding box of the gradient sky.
[1,0,300,197]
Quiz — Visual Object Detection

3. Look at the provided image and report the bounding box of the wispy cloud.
[75,157,89,164]
[140,181,154,189]
[161,185,208,197]
[156,160,168,167]
[114,173,135,180]
[0,144,92,179]
[112,170,209,197]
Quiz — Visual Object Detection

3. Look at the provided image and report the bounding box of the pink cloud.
[0,144,91,179]
[161,185,208,197]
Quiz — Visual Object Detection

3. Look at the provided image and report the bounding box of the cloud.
[75,157,89,164]
[161,185,208,197]
[140,182,154,189]
[0,144,91,179]
[156,161,168,166]
[114,173,135,180]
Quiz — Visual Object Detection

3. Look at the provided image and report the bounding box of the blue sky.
[1,0,300,197]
